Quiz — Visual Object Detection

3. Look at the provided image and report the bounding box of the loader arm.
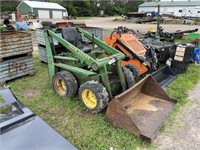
[47,29,97,66]
[77,27,123,56]
[47,29,125,68]
[45,28,127,98]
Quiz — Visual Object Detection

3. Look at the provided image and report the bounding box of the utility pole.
[157,4,160,35]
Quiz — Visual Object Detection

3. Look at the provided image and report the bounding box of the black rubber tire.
[157,51,170,63]
[185,46,195,55]
[125,64,140,80]
[171,60,190,74]
[171,60,189,68]
[169,45,176,59]
[183,46,195,62]
[123,67,136,88]
[79,81,109,113]
[52,71,78,97]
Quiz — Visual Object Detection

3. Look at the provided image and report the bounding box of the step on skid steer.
[105,26,176,89]
[45,26,176,142]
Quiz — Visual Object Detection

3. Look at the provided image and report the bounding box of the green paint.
[45,27,127,103]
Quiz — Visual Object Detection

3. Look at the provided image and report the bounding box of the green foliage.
[61,1,78,16]
[0,95,4,103]
[60,0,94,16]
[0,0,144,17]
[167,64,200,103]
[0,0,21,12]
[124,1,144,14]
[104,1,126,16]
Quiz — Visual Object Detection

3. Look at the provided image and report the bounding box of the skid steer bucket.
[152,65,177,90]
[105,75,176,142]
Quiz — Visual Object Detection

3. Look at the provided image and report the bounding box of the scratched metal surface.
[0,56,34,83]
[36,29,46,46]
[0,31,33,60]
[36,29,63,46]
[38,46,48,63]
[36,27,103,46]
[81,27,103,43]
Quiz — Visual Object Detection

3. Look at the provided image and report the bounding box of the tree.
[90,0,99,16]
[124,0,144,14]
[0,0,21,12]
[61,1,77,16]
[0,0,144,17]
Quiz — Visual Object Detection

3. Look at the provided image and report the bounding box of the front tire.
[125,64,140,80]
[123,67,136,88]
[79,81,109,113]
[52,71,78,97]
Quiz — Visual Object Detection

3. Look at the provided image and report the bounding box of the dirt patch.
[51,105,68,116]
[155,81,200,149]
[24,88,40,100]
[77,110,93,118]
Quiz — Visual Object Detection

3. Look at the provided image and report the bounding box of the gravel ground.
[80,17,200,33]
[27,17,200,34]
[155,81,200,150]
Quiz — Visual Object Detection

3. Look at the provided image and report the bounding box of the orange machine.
[105,26,159,78]
[16,10,23,22]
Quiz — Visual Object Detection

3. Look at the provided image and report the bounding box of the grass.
[76,17,93,20]
[6,54,200,149]
[156,63,200,138]
[163,19,183,24]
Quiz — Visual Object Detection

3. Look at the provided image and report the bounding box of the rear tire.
[157,51,170,63]
[125,64,140,80]
[171,60,189,74]
[79,81,109,113]
[52,71,78,97]
[123,67,136,88]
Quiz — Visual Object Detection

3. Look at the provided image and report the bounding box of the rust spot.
[9,62,27,76]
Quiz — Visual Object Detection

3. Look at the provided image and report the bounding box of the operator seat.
[62,27,91,53]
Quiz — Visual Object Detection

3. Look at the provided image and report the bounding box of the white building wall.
[139,6,200,17]
[139,7,157,12]
[186,7,200,17]
[173,6,188,16]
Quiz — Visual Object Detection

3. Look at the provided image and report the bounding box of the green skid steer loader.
[45,27,176,142]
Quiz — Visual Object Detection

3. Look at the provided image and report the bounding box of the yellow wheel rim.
[82,89,97,109]
[55,78,66,95]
